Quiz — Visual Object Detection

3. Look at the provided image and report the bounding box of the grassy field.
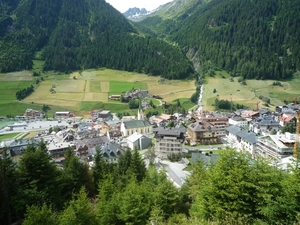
[0,81,32,104]
[201,71,300,111]
[20,69,196,115]
[3,67,298,117]
[172,98,197,110]
[0,133,21,142]
[109,81,147,94]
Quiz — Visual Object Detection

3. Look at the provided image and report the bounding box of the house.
[229,116,248,128]
[188,118,228,144]
[74,144,89,158]
[249,115,280,135]
[109,95,121,100]
[24,109,45,119]
[90,142,123,163]
[225,126,257,156]
[47,142,74,158]
[279,114,296,127]
[91,110,113,121]
[107,129,122,141]
[123,89,149,101]
[0,138,39,157]
[73,136,109,150]
[154,127,186,158]
[126,132,152,150]
[255,133,295,160]
[120,120,153,137]
[55,112,71,118]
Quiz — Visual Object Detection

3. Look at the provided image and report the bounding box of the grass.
[32,60,45,74]
[0,133,21,142]
[201,71,300,111]
[80,101,129,112]
[0,81,32,104]
[144,98,161,106]
[172,98,196,110]
[109,81,147,94]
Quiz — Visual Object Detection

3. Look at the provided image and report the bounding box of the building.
[188,118,228,144]
[249,115,280,135]
[107,130,122,141]
[154,127,186,158]
[91,110,113,121]
[229,116,248,127]
[120,120,153,137]
[55,112,71,118]
[279,114,296,127]
[225,125,257,156]
[90,142,123,163]
[126,132,152,150]
[47,142,74,158]
[255,133,295,160]
[24,109,45,119]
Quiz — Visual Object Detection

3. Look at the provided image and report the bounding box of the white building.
[229,116,248,127]
[126,132,152,150]
[255,133,295,160]
[154,127,186,158]
[120,120,152,137]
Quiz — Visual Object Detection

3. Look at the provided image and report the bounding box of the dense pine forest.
[138,0,300,80]
[1,144,300,225]
[0,0,193,79]
[168,0,300,79]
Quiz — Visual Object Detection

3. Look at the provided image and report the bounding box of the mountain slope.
[169,0,300,79]
[123,7,150,21]
[0,0,193,79]
[137,0,208,38]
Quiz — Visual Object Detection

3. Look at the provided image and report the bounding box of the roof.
[226,125,243,135]
[127,132,144,143]
[56,112,70,114]
[236,130,257,144]
[191,152,220,165]
[188,120,219,132]
[123,120,151,129]
[230,116,247,122]
[154,127,186,138]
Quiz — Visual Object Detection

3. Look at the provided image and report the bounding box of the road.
[157,159,190,188]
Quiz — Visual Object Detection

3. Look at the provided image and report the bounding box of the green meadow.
[201,71,300,111]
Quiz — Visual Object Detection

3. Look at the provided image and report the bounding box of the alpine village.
[1,0,300,224]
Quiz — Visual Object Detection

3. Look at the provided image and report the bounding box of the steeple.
[137,98,144,120]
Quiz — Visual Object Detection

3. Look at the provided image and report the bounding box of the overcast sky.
[105,0,173,13]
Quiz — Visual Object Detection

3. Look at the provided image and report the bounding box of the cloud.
[105,0,173,13]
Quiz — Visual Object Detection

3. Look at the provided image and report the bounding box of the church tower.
[137,98,144,120]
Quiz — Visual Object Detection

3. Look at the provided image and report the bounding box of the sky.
[105,0,173,13]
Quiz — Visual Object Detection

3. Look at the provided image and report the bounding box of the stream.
[196,85,204,113]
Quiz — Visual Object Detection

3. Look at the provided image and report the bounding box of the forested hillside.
[0,0,193,79]
[169,0,300,79]
[2,145,300,225]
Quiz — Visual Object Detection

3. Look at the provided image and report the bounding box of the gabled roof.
[236,130,257,144]
[226,125,243,135]
[123,120,151,129]
[127,132,144,143]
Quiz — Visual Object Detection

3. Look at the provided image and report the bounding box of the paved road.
[158,160,190,187]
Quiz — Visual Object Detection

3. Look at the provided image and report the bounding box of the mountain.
[123,7,150,21]
[137,0,208,38]
[0,0,193,79]
[168,0,300,80]
[138,0,300,80]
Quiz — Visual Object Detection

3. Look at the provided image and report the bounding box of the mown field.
[0,133,20,142]
[202,71,300,111]
[3,67,298,117]
[0,68,196,116]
